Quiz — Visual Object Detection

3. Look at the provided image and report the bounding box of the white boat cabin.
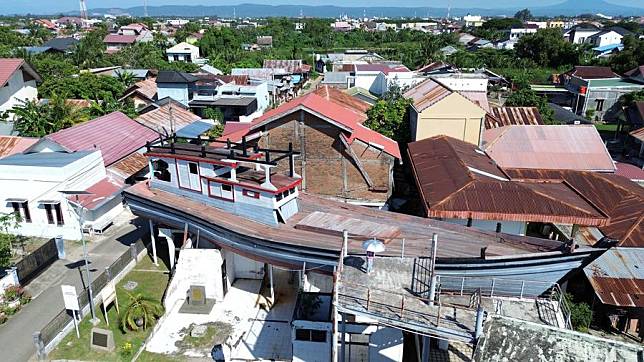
[146,136,301,226]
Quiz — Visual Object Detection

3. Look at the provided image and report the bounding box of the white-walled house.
[0,59,40,119]
[0,150,124,240]
[166,42,200,63]
[587,30,623,48]
[354,63,419,96]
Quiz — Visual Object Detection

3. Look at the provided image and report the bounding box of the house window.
[290,187,296,195]
[54,203,64,225]
[189,162,198,174]
[153,159,171,182]
[595,99,605,112]
[243,189,260,199]
[45,204,54,225]
[222,184,232,192]
[11,201,31,223]
[295,328,326,342]
[276,192,283,202]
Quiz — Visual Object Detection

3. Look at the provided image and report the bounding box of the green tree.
[363,86,412,144]
[120,292,164,332]
[89,95,137,119]
[8,95,89,137]
[514,8,533,21]
[515,28,583,68]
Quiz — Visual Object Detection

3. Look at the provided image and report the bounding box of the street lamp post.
[60,190,100,326]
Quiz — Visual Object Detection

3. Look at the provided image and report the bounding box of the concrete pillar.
[421,336,430,362]
[269,264,274,301]
[340,313,346,362]
[149,219,158,266]
[475,305,485,340]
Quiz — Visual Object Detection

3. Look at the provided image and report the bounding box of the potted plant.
[120,292,164,332]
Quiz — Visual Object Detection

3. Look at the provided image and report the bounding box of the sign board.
[90,327,115,352]
[189,285,206,305]
[100,281,118,310]
[61,285,80,311]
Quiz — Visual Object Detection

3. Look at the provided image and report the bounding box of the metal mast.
[144,0,149,17]
[79,0,89,22]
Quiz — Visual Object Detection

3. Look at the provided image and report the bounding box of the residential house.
[135,99,213,138]
[119,23,154,42]
[481,125,616,172]
[564,66,644,120]
[54,17,84,28]
[221,93,400,207]
[189,73,266,121]
[404,78,487,144]
[581,248,643,342]
[0,58,41,125]
[407,135,627,239]
[26,111,158,184]
[156,70,198,107]
[331,21,353,32]
[565,25,600,44]
[166,42,200,63]
[588,29,624,48]
[354,63,418,96]
[40,37,79,54]
[120,77,158,111]
[463,15,484,27]
[0,150,123,239]
[508,25,538,41]
[103,34,137,53]
[231,68,295,104]
[256,36,273,48]
[263,59,312,87]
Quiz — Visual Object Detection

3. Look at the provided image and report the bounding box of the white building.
[166,42,201,63]
[0,150,124,240]
[354,63,421,96]
[0,59,40,119]
[565,27,600,44]
[509,26,538,41]
[463,15,484,27]
[588,30,623,48]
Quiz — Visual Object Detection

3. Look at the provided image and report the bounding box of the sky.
[3,0,644,14]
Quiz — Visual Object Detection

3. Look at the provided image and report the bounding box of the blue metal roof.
[0,151,94,167]
[23,46,53,54]
[176,120,215,138]
[593,44,624,52]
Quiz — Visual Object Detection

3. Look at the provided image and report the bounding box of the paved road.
[0,219,147,362]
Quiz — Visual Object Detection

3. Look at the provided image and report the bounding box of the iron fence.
[39,239,148,347]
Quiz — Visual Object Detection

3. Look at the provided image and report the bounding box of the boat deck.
[124,182,566,259]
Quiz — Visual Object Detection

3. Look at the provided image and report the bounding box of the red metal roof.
[0,58,25,87]
[45,111,158,166]
[72,177,123,210]
[313,85,372,113]
[482,125,615,172]
[103,34,137,44]
[221,122,251,138]
[237,93,400,158]
[614,162,644,181]
[505,169,644,247]
[407,136,607,226]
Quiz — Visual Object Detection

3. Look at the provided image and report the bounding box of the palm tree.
[115,70,137,88]
[120,292,164,332]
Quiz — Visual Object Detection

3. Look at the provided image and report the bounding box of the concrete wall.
[292,320,333,362]
[157,83,190,106]
[0,70,38,115]
[414,93,486,145]
[257,112,396,204]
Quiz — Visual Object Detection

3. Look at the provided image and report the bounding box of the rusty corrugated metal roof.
[403,78,453,112]
[135,100,201,134]
[630,126,644,142]
[313,85,371,113]
[407,136,607,226]
[584,248,644,307]
[0,136,38,159]
[505,169,644,247]
[486,107,543,129]
[108,152,148,180]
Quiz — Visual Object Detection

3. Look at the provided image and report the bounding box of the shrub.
[3,285,22,302]
[2,304,20,316]
[119,341,133,358]
[19,291,32,305]
[564,293,593,332]
[0,313,6,324]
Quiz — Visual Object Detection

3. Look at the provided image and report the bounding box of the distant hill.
[37,1,644,18]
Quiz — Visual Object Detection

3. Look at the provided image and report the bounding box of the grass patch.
[595,123,619,132]
[49,254,170,362]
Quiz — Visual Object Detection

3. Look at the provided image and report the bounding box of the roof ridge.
[430,136,477,208]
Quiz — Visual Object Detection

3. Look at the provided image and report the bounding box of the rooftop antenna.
[79,0,89,23]
[447,0,451,20]
[144,0,148,17]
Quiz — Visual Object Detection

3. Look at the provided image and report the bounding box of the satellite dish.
[362,239,385,253]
